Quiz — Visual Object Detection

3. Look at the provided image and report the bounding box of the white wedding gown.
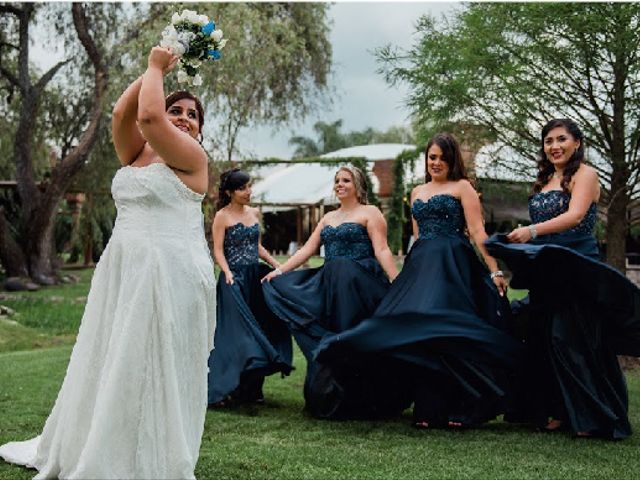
[0,163,216,479]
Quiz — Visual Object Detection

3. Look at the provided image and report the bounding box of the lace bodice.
[224,223,260,267]
[412,194,465,240]
[320,222,374,261]
[529,191,597,236]
[111,163,206,241]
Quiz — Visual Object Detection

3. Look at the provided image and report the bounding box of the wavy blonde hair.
[335,166,369,205]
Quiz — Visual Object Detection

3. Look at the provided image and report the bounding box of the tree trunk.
[606,34,630,274]
[23,188,63,284]
[605,105,629,274]
[0,207,28,277]
[605,184,629,273]
[0,3,108,284]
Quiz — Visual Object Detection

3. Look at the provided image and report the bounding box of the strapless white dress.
[0,163,216,479]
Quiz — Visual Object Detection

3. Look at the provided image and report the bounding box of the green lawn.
[1,345,639,480]
[0,264,638,479]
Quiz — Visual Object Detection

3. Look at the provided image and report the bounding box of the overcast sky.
[32,2,458,160]
[237,2,458,159]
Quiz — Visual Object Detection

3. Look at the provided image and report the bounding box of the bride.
[0,46,216,479]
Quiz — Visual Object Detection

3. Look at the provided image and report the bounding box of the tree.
[289,119,415,158]
[123,3,333,162]
[206,3,332,161]
[0,3,108,283]
[290,120,347,158]
[0,3,333,283]
[377,3,640,272]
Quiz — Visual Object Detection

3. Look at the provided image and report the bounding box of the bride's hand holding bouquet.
[147,46,179,76]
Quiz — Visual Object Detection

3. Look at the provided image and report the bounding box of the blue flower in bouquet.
[160,9,228,86]
[202,22,215,36]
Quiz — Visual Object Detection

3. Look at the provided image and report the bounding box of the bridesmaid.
[316,133,523,429]
[208,168,293,407]
[262,166,410,419]
[486,118,640,439]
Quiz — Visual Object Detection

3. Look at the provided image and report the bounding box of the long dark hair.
[165,91,205,132]
[218,168,251,208]
[424,133,469,183]
[533,118,584,193]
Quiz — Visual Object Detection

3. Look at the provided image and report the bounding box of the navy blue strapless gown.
[263,222,410,418]
[486,191,640,439]
[207,223,293,405]
[316,195,524,426]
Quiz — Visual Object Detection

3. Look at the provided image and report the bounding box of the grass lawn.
[0,263,638,479]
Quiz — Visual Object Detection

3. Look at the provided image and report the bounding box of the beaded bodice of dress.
[412,194,465,240]
[320,222,374,261]
[529,191,597,237]
[224,223,260,267]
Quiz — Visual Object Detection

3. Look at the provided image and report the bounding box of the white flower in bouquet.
[160,9,227,87]
[211,29,223,42]
[161,25,178,44]
[182,10,198,24]
[160,25,187,56]
[176,70,190,84]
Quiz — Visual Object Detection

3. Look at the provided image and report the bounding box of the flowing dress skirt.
[0,235,216,479]
[317,236,524,426]
[208,263,293,404]
[486,233,640,439]
[263,257,411,418]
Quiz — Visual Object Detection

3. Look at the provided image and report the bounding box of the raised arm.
[366,207,399,281]
[459,181,506,296]
[508,166,599,242]
[112,76,145,166]
[137,47,206,173]
[211,212,234,285]
[261,218,325,282]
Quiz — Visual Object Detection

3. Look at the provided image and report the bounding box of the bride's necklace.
[552,171,563,180]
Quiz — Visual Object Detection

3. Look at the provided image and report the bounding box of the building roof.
[251,142,537,211]
[319,143,418,161]
[251,162,338,207]
[252,144,420,210]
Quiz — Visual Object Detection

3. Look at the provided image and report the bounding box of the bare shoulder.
[456,179,476,193]
[320,210,334,225]
[411,184,427,200]
[363,204,384,219]
[250,206,262,218]
[575,164,599,183]
[213,208,229,227]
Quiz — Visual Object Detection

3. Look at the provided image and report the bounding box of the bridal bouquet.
[160,9,227,86]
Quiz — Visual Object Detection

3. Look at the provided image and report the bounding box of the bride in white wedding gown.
[0,47,216,479]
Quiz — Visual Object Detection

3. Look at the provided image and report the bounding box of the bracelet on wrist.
[490,270,504,280]
[528,224,538,239]
[273,268,283,276]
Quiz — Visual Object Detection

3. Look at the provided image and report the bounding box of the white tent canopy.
[251,144,420,211]
[251,162,338,207]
